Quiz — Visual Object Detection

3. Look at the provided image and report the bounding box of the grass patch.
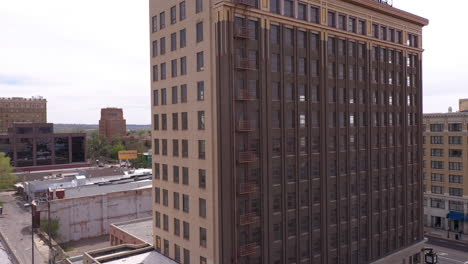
[0,201,4,206]
[63,247,75,252]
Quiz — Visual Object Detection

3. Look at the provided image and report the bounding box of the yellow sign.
[118,150,138,160]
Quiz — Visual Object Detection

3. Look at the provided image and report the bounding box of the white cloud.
[0,0,466,124]
[395,0,468,112]
[0,0,150,124]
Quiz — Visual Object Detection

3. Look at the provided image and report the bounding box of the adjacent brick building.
[150,0,428,263]
[99,108,127,139]
[0,96,47,134]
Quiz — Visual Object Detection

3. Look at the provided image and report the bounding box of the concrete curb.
[426,234,468,245]
[0,228,20,264]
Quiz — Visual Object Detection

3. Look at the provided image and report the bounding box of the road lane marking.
[439,256,465,264]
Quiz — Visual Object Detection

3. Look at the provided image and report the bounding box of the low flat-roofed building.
[54,178,151,200]
[0,123,86,168]
[101,250,177,264]
[21,168,152,202]
[15,166,128,182]
[67,244,177,264]
[35,179,152,243]
[109,217,152,246]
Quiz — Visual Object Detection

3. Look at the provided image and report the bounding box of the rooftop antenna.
[376,0,393,6]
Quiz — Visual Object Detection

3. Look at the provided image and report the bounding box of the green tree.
[136,129,150,137]
[86,131,112,162]
[111,144,126,160]
[130,155,151,169]
[123,138,147,153]
[0,152,16,191]
[40,219,60,240]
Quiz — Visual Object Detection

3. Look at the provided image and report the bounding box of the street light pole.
[31,201,34,264]
[47,198,52,263]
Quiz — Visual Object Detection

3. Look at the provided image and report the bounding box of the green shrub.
[40,219,60,240]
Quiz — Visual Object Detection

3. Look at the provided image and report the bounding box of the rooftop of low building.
[68,244,177,264]
[52,178,151,200]
[102,250,177,264]
[111,217,153,244]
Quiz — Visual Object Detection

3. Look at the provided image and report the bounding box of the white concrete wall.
[40,188,152,243]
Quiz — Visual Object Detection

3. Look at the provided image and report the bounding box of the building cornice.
[0,97,47,102]
[423,112,468,118]
[342,0,429,27]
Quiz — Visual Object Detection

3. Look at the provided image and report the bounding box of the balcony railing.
[239,242,257,256]
[235,57,257,71]
[236,89,257,100]
[240,212,259,226]
[233,0,257,8]
[238,151,258,163]
[234,25,254,39]
[237,120,256,132]
[239,182,259,194]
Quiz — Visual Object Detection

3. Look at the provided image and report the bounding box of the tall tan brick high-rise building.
[99,108,127,139]
[150,0,428,263]
[422,100,468,240]
[0,96,47,134]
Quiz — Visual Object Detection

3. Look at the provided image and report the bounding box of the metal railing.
[237,120,256,132]
[236,89,257,100]
[239,242,257,256]
[233,0,257,8]
[240,212,259,225]
[235,57,257,71]
[234,25,254,39]
[238,151,258,163]
[239,182,259,194]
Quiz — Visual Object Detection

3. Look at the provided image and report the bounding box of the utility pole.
[47,198,52,264]
[31,201,34,264]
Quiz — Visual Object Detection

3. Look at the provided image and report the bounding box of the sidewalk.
[425,227,468,244]
[0,192,46,264]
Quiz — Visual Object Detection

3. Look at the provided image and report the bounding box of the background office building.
[0,96,47,134]
[0,123,86,168]
[423,100,468,240]
[99,108,127,139]
[150,0,427,263]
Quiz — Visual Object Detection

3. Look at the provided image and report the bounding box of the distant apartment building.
[150,0,428,263]
[99,108,127,139]
[0,96,47,134]
[0,123,86,168]
[423,101,468,240]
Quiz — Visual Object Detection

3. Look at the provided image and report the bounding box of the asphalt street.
[0,192,44,264]
[426,236,468,264]
[0,239,14,264]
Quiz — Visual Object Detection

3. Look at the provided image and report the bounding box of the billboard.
[118,150,138,160]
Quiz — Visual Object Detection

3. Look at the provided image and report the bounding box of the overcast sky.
[0,0,466,124]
